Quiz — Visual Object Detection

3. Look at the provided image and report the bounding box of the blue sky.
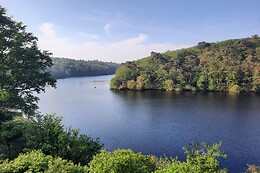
[0,0,259,62]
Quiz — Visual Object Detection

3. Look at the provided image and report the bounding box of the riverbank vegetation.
[0,141,229,173]
[110,36,260,93]
[48,57,119,79]
[0,5,259,173]
[1,139,259,173]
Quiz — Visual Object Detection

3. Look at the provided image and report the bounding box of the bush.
[0,150,87,173]
[154,142,227,173]
[245,165,260,173]
[88,149,155,173]
[229,84,241,93]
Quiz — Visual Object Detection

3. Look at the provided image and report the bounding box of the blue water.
[38,75,260,173]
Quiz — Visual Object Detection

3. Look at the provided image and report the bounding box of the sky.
[0,0,259,63]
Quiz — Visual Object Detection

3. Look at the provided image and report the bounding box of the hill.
[48,57,120,79]
[110,36,260,93]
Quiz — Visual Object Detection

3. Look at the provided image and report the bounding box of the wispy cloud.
[111,34,147,46]
[39,23,55,39]
[38,23,188,63]
[76,32,99,39]
[104,23,110,33]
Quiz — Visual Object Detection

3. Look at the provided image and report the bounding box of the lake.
[38,75,260,173]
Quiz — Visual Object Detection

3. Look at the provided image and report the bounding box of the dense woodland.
[0,5,260,173]
[48,57,119,79]
[111,36,260,93]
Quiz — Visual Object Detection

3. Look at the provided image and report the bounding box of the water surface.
[38,75,260,173]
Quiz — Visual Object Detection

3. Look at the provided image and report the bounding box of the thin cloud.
[111,34,147,46]
[76,32,99,39]
[104,23,110,33]
[40,23,55,39]
[38,23,189,63]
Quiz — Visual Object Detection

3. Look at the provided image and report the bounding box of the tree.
[0,117,26,159]
[0,6,56,117]
[197,41,211,51]
[23,114,103,165]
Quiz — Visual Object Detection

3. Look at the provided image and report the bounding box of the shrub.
[88,149,155,173]
[229,84,241,93]
[154,142,227,173]
[245,165,260,173]
[0,150,87,173]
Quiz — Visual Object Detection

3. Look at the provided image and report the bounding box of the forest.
[48,57,119,79]
[110,36,260,93]
[0,5,260,173]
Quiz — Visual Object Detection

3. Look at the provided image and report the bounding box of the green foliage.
[23,114,103,165]
[197,42,211,50]
[0,89,9,101]
[0,6,56,117]
[252,68,260,92]
[88,149,155,173]
[245,165,260,173]
[127,80,136,90]
[49,57,119,79]
[111,36,260,93]
[0,114,102,165]
[163,79,174,91]
[183,142,227,172]
[135,75,145,90]
[229,84,241,93]
[154,142,227,173]
[148,155,169,170]
[23,114,63,155]
[0,117,26,159]
[110,62,140,89]
[88,142,227,173]
[0,150,88,173]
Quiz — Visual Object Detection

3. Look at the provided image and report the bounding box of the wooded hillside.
[49,57,119,79]
[110,36,260,93]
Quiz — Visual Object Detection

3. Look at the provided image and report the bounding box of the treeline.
[49,57,120,79]
[111,36,260,93]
